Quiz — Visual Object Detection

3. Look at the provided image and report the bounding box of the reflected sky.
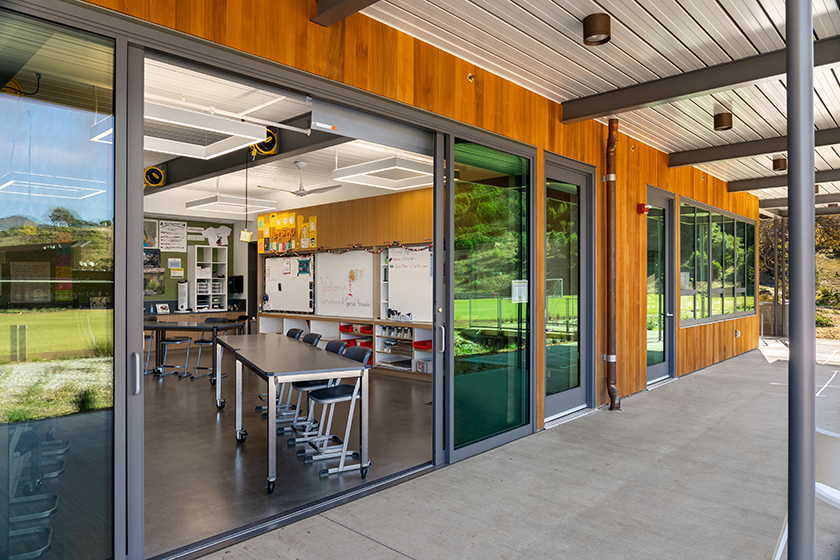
[0,94,114,225]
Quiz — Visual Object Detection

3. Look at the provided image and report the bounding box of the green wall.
[144,218,234,301]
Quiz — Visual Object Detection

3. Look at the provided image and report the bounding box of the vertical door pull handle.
[665,313,674,318]
[131,351,141,395]
[438,326,445,354]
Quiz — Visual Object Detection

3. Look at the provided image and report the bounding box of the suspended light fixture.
[240,152,254,242]
[332,156,433,190]
[583,13,611,46]
[714,112,733,131]
[772,157,787,172]
[186,176,275,214]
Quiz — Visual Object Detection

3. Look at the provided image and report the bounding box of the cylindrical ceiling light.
[583,13,611,46]
[772,157,787,172]
[714,112,733,131]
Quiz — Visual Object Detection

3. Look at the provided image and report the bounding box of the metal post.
[787,0,816,555]
[782,219,787,337]
[774,217,779,336]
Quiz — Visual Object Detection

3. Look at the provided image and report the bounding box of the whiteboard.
[264,256,314,313]
[387,247,433,323]
[315,252,374,318]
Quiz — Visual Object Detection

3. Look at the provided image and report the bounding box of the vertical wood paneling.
[83,0,761,407]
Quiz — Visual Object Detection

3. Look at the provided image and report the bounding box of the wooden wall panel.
[83,0,761,407]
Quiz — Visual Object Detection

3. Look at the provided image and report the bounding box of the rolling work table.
[215,333,370,494]
[144,321,243,382]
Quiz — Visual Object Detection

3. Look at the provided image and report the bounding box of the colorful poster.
[143,219,158,248]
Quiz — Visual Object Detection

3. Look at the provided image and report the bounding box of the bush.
[816,313,834,328]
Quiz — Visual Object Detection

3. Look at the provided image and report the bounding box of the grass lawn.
[454,296,577,325]
[0,309,113,360]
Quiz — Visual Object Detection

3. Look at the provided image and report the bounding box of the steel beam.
[143,114,351,196]
[561,36,840,123]
[728,169,840,192]
[760,192,840,208]
[776,205,840,217]
[669,127,840,167]
[787,0,817,557]
[311,0,380,26]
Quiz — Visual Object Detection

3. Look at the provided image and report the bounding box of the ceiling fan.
[258,160,342,197]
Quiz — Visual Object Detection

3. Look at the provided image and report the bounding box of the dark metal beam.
[727,168,840,192]
[561,35,840,123]
[669,127,840,167]
[143,114,352,196]
[760,192,840,208]
[777,206,840,217]
[311,0,380,27]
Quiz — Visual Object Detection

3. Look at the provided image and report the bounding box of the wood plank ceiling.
[362,0,840,207]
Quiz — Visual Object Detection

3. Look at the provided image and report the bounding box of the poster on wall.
[143,249,161,270]
[144,270,165,295]
[143,219,158,248]
[203,225,231,246]
[159,220,187,252]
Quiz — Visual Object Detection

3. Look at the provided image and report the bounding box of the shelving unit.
[374,323,433,373]
[188,245,227,312]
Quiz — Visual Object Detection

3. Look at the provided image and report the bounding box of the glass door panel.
[0,10,116,559]
[646,192,673,384]
[452,140,530,450]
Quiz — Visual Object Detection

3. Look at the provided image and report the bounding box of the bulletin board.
[263,255,314,313]
[257,211,317,254]
[315,251,374,319]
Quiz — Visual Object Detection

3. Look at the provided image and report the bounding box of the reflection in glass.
[453,140,529,449]
[723,216,735,314]
[746,223,756,311]
[736,221,746,312]
[711,213,724,315]
[646,206,666,367]
[696,207,710,319]
[545,182,579,396]
[0,10,114,559]
[679,203,695,320]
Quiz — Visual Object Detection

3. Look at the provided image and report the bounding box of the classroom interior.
[140,54,438,557]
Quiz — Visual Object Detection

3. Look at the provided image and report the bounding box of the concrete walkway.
[202,341,840,559]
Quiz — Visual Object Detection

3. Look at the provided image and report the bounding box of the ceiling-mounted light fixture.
[0,171,106,200]
[583,13,611,46]
[240,152,254,242]
[186,176,275,214]
[332,156,433,190]
[772,157,787,172]
[144,102,267,160]
[714,112,733,131]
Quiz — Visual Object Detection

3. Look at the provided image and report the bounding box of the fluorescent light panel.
[332,156,433,190]
[90,116,114,144]
[0,171,107,200]
[185,194,276,214]
[144,101,266,160]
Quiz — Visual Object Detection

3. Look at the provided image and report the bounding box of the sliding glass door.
[446,138,531,458]
[0,9,121,559]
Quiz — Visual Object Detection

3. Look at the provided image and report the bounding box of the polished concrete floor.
[144,347,432,558]
[200,339,840,560]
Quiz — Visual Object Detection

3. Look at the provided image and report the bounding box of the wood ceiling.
[362,0,840,208]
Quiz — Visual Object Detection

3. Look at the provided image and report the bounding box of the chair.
[144,317,157,375]
[257,327,306,416]
[773,427,840,559]
[284,339,346,440]
[191,317,229,380]
[158,323,192,378]
[300,332,322,346]
[235,315,249,335]
[302,345,371,477]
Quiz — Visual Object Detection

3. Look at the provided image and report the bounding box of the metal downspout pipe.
[787,0,816,555]
[606,118,620,411]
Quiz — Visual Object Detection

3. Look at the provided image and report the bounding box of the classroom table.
[216,333,370,494]
[144,321,243,384]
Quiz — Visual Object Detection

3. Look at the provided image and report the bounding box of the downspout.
[606,118,621,410]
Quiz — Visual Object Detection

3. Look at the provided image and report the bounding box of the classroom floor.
[143,346,433,559]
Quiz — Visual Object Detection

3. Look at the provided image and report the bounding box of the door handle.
[131,351,141,395]
[664,313,674,318]
[438,326,445,354]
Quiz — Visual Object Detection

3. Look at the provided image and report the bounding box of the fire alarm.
[638,203,651,215]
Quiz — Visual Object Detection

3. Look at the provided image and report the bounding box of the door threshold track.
[544,406,596,429]
[646,376,675,390]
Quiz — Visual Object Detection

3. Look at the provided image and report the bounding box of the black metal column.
[787,0,816,556]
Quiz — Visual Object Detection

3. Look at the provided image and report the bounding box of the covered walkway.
[202,340,840,559]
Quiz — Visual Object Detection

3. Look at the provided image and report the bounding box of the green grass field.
[454,296,578,326]
[0,309,113,360]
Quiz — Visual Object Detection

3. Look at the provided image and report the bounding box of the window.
[679,201,756,324]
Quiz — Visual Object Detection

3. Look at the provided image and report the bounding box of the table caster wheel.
[266,480,275,494]
[236,430,247,443]
[216,399,226,410]
[210,378,216,387]
[23,480,42,495]
[361,464,370,479]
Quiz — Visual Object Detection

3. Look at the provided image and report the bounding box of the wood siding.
[83,0,760,419]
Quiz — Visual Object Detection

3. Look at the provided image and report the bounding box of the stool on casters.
[192,317,228,380]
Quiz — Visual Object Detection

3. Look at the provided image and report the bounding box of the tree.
[48,207,86,227]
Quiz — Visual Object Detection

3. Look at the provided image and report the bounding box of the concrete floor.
[199,340,840,560]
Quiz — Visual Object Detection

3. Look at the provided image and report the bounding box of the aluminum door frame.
[646,187,676,384]
[543,155,596,420]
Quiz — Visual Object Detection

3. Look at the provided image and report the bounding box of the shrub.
[816,313,834,328]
